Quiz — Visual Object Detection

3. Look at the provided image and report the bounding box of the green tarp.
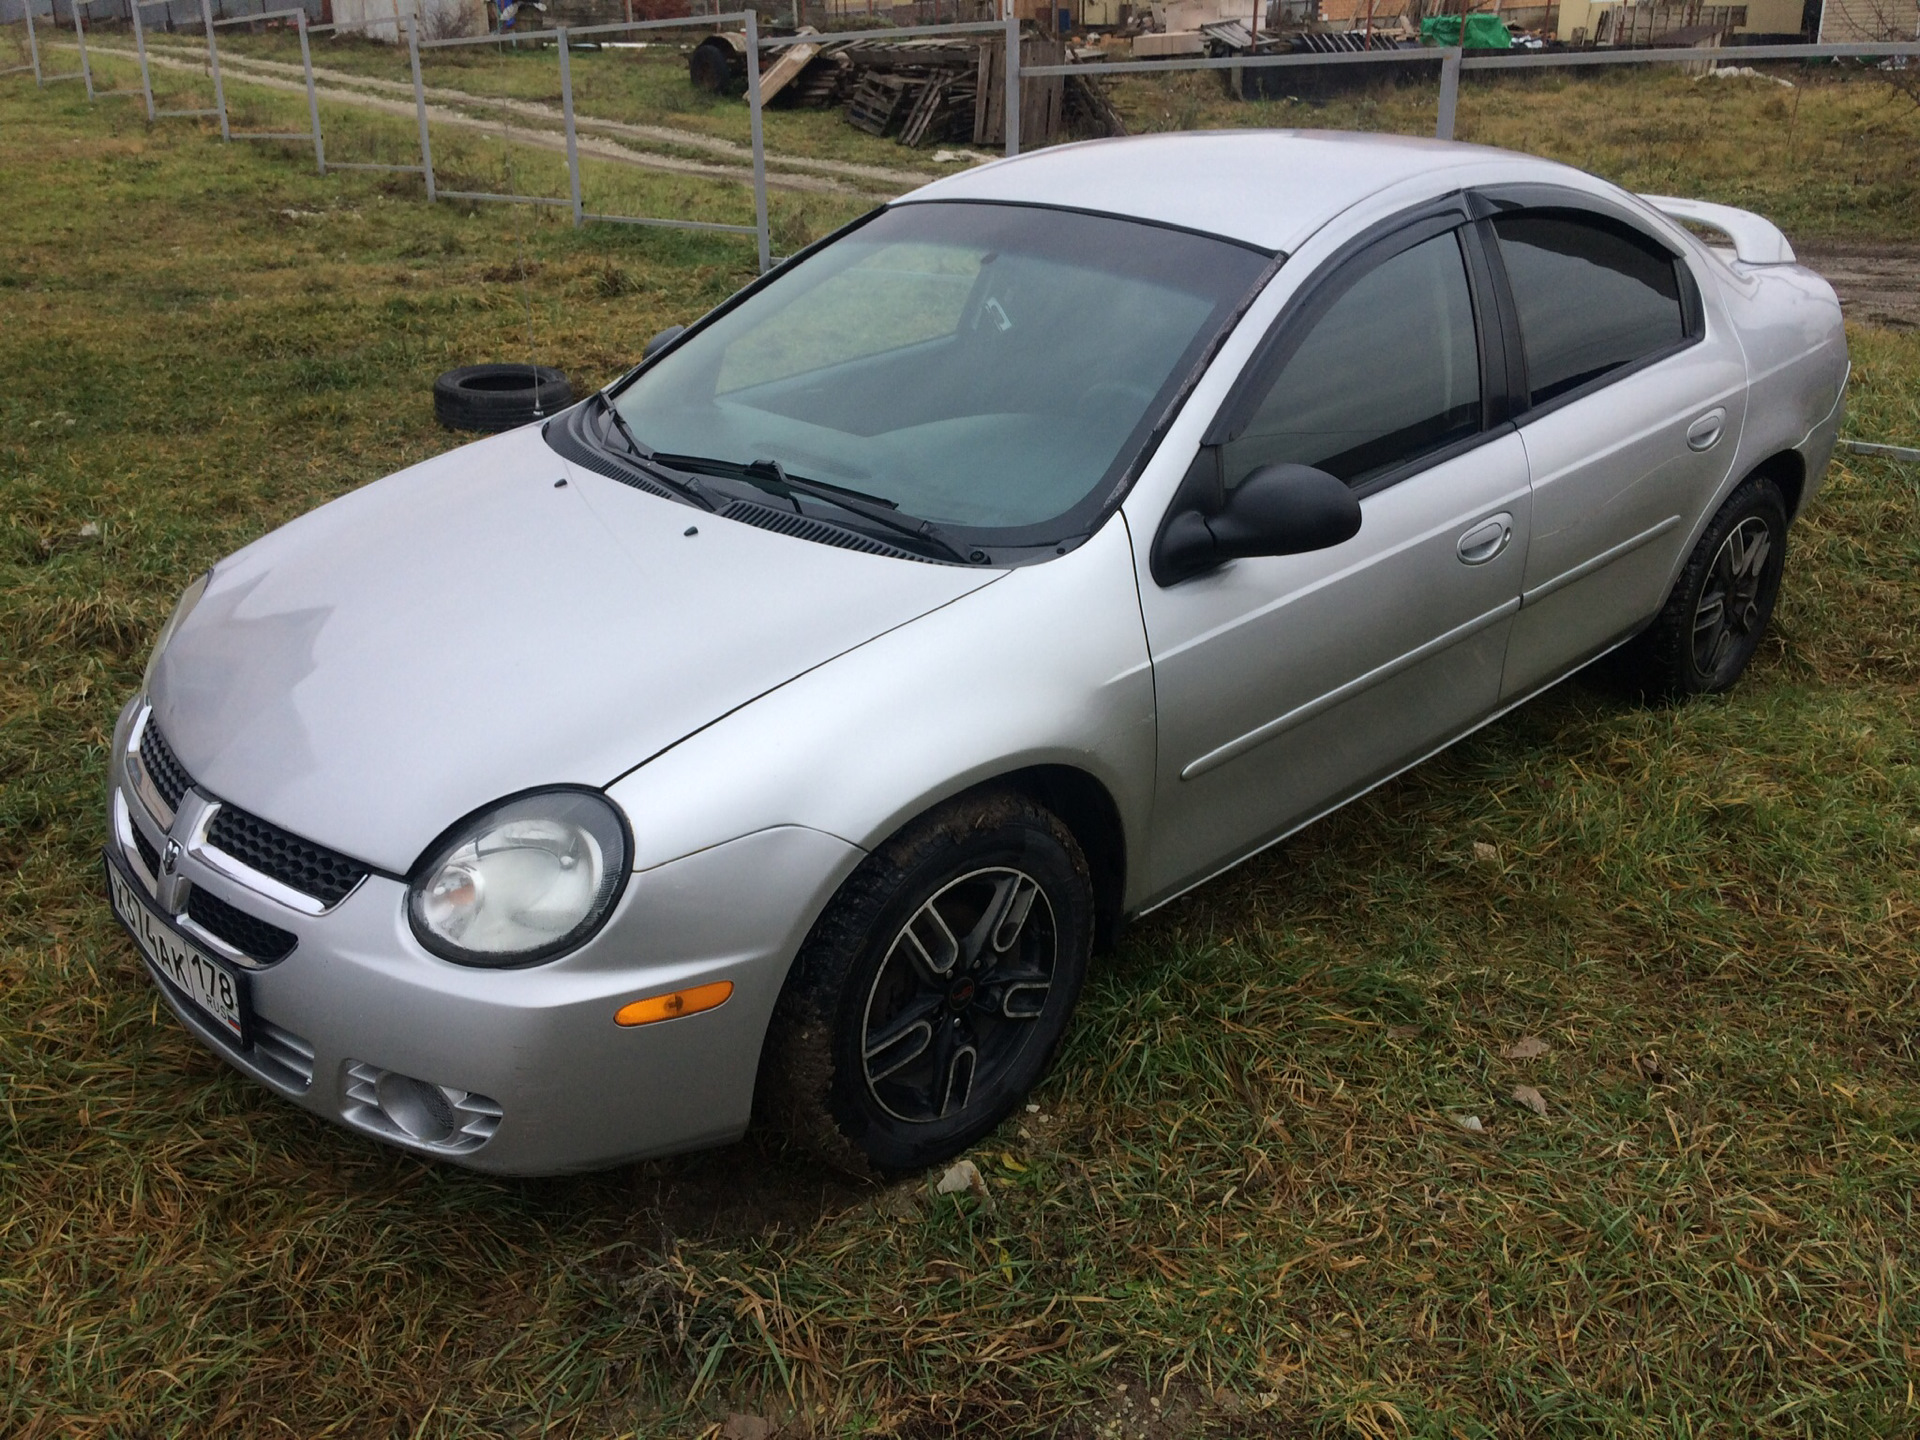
[1419,13,1514,47]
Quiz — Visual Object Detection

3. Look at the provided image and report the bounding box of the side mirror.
[643,325,686,360]
[1152,462,1361,586]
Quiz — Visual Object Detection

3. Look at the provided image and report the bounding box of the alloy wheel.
[860,867,1057,1124]
[1691,515,1774,682]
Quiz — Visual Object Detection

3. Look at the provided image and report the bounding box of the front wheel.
[1610,475,1789,701]
[761,790,1094,1176]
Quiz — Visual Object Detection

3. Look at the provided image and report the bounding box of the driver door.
[1133,212,1533,902]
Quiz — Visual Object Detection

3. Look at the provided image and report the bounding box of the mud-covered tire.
[1609,475,1789,702]
[432,364,572,434]
[760,790,1094,1177]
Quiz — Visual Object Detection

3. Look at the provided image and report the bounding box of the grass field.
[3,62,1920,1439]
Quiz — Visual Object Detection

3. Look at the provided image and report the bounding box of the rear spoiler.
[1639,195,1797,266]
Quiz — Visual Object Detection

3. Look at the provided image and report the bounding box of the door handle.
[1456,512,1514,566]
[1687,408,1726,452]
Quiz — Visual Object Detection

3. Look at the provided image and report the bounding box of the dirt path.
[132,39,945,190]
[69,40,915,200]
[1798,244,1920,330]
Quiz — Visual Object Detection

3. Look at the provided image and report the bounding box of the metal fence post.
[71,0,93,100]
[557,27,582,227]
[1002,14,1018,157]
[744,8,770,273]
[201,0,229,140]
[24,0,41,86]
[407,17,434,201]
[1435,46,1460,141]
[297,8,323,173]
[131,0,154,119]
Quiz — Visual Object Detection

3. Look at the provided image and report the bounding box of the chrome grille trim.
[202,805,368,913]
[126,707,177,831]
[112,789,161,894]
[341,1061,503,1155]
[190,825,335,918]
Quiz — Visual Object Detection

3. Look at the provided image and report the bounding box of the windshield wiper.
[656,453,974,564]
[587,392,715,512]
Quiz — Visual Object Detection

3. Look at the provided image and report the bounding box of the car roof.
[899,130,1542,254]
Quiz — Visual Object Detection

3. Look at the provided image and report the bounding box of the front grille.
[207,805,369,907]
[139,720,192,812]
[187,886,298,963]
[132,826,162,881]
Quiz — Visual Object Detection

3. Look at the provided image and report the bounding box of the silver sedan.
[106,132,1849,1176]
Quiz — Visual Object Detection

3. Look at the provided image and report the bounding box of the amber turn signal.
[615,980,733,1028]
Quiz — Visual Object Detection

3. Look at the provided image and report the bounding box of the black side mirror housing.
[1152,458,1362,586]
[643,325,686,360]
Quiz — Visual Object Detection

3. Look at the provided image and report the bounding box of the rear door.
[1476,190,1750,697]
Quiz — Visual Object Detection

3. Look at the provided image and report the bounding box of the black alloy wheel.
[762,790,1094,1176]
[1690,515,1776,687]
[1608,474,1789,701]
[860,866,1058,1126]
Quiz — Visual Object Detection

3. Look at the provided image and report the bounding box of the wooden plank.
[758,26,821,105]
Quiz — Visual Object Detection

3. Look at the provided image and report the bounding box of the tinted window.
[1224,231,1481,489]
[614,204,1270,535]
[1492,212,1686,406]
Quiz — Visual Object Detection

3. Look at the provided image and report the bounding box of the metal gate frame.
[301,12,434,194]
[24,0,86,88]
[72,0,147,103]
[2,7,43,82]
[206,5,322,169]
[131,0,226,131]
[416,12,773,271]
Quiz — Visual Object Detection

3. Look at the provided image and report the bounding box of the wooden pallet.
[846,73,914,136]
[897,76,951,147]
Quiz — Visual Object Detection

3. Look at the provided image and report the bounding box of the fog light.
[374,1069,459,1144]
[343,1061,503,1155]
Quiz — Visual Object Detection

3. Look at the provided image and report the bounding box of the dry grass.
[3,69,1920,1439]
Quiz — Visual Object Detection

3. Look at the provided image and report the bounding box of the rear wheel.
[761,790,1093,1176]
[1609,476,1789,701]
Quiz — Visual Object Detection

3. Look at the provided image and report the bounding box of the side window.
[1223,231,1482,490]
[1491,211,1687,407]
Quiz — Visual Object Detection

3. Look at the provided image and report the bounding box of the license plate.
[107,853,248,1043]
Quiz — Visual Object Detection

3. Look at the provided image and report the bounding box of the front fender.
[606,514,1158,910]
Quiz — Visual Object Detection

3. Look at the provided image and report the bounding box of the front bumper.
[105,697,864,1175]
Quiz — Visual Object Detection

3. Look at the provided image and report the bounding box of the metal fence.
[1020,37,1920,142]
[7,9,1920,275]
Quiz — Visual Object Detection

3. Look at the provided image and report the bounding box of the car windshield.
[611,202,1271,540]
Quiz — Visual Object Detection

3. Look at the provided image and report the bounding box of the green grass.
[5,68,1920,1439]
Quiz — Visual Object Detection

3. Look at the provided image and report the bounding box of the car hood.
[148,423,1000,873]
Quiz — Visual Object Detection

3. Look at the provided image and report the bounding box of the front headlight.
[142,569,211,695]
[407,789,631,967]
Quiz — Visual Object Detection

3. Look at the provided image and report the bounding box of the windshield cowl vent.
[718,501,934,563]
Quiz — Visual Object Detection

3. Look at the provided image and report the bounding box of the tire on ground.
[1606,473,1790,702]
[760,788,1095,1178]
[432,364,572,434]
